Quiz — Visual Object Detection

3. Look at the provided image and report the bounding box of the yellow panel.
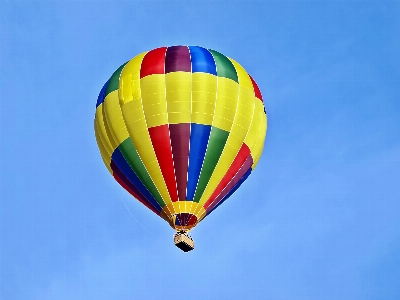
[102,107,118,150]
[228,58,254,91]
[192,73,217,91]
[119,76,142,105]
[121,52,147,76]
[125,117,148,134]
[103,91,130,145]
[226,132,245,149]
[232,126,247,141]
[140,74,168,128]
[94,121,111,158]
[216,90,238,107]
[141,75,165,99]
[123,107,144,123]
[123,97,144,111]
[192,100,214,114]
[192,73,217,126]
[95,104,117,153]
[166,101,191,113]
[252,110,267,169]
[236,104,254,120]
[120,73,133,102]
[165,72,191,88]
[132,136,153,154]
[166,90,192,103]
[214,103,236,120]
[145,114,168,128]
[119,52,147,105]
[130,128,149,142]
[192,112,213,125]
[94,121,112,173]
[129,78,142,101]
[168,113,190,124]
[212,77,238,131]
[142,102,167,116]
[244,98,261,153]
[233,115,251,134]
[192,91,216,104]
[212,115,232,132]
[142,90,167,108]
[239,86,256,109]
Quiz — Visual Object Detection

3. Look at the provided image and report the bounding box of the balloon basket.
[174,231,194,252]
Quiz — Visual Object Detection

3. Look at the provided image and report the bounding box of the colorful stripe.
[186,124,212,200]
[209,49,238,82]
[94,46,267,231]
[148,125,178,202]
[165,46,191,73]
[189,46,216,75]
[169,124,190,200]
[140,47,167,78]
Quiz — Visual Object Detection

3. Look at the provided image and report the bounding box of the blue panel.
[96,80,109,108]
[207,168,252,216]
[175,215,181,226]
[188,46,217,75]
[111,149,163,212]
[186,123,212,200]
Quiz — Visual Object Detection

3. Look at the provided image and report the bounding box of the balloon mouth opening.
[168,213,198,230]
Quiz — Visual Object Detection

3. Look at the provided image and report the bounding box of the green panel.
[208,50,238,83]
[193,127,229,202]
[105,62,128,96]
[118,138,166,207]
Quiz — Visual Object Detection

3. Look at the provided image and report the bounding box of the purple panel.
[165,46,191,73]
[177,213,190,226]
[169,124,190,200]
[207,155,253,212]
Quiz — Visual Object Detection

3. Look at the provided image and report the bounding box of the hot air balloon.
[94,46,267,251]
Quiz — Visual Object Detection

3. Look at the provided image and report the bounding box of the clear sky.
[1,1,399,299]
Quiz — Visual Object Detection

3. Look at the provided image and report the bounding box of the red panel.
[187,214,198,226]
[113,172,160,215]
[148,125,179,202]
[249,75,263,102]
[140,47,167,78]
[169,124,190,200]
[203,143,251,209]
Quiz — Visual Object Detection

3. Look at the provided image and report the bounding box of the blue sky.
[1,1,399,299]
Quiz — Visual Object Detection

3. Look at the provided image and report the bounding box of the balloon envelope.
[94,46,267,231]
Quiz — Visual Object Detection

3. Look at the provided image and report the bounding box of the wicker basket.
[174,232,194,252]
